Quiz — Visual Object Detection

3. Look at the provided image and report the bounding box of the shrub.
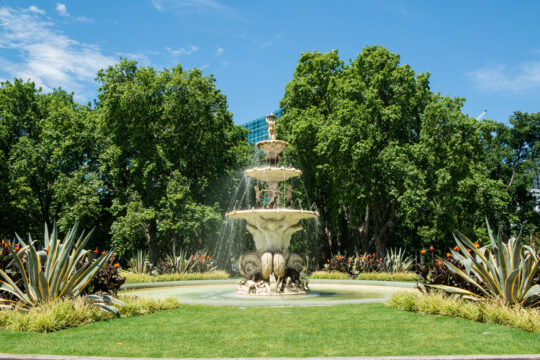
[436,221,539,307]
[0,296,178,332]
[356,272,417,282]
[387,291,539,333]
[417,257,481,296]
[382,248,414,273]
[0,222,112,309]
[121,270,230,283]
[128,249,151,274]
[84,253,125,295]
[310,271,350,280]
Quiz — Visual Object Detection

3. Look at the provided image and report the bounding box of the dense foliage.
[0,60,250,266]
[278,46,537,264]
[0,47,537,269]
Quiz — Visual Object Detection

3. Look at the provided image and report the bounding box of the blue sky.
[0,1,539,125]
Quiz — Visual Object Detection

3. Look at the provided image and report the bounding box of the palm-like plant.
[0,223,113,309]
[434,221,539,307]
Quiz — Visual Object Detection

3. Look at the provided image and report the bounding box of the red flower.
[93,248,98,254]
[454,246,459,251]
[430,245,434,252]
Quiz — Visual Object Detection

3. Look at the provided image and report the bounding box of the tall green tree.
[96,59,248,263]
[480,111,540,237]
[0,79,103,240]
[278,46,508,261]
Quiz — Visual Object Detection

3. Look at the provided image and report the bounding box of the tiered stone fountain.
[226,114,319,295]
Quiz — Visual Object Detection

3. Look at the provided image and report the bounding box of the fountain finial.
[265,114,277,141]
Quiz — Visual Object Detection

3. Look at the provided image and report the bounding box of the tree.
[480,111,540,237]
[0,79,103,240]
[278,46,508,261]
[96,59,249,264]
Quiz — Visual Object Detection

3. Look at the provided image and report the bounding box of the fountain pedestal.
[225,114,318,296]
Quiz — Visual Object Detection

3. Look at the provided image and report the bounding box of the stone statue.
[254,185,262,207]
[266,114,277,141]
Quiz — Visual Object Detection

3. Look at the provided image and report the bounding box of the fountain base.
[237,250,310,295]
[236,276,309,296]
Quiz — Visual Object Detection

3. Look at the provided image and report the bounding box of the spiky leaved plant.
[433,220,539,307]
[165,248,195,274]
[383,248,414,273]
[0,222,113,309]
[128,249,151,274]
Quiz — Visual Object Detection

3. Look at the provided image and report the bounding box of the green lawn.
[0,304,538,358]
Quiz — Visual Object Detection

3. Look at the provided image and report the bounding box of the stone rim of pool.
[123,279,417,307]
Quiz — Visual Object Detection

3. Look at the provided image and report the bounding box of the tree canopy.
[278,46,513,260]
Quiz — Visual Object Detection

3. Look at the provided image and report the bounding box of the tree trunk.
[145,220,159,265]
[358,204,370,254]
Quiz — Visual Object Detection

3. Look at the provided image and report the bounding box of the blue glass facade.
[241,109,283,144]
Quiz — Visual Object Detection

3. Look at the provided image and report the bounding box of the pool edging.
[122,278,417,291]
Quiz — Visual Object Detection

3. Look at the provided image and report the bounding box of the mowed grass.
[0,304,539,358]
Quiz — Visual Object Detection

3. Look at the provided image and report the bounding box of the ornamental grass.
[310,271,351,279]
[355,272,417,282]
[387,291,540,333]
[121,270,229,283]
[0,296,178,333]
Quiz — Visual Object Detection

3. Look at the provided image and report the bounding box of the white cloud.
[56,3,69,16]
[468,61,540,93]
[215,47,223,57]
[28,6,45,15]
[152,0,229,14]
[165,45,199,56]
[260,34,282,49]
[0,7,115,97]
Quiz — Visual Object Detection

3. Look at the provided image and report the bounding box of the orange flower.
[45,248,49,254]
[467,248,472,253]
[114,263,120,268]
[446,252,451,258]
[430,245,434,252]
[435,259,442,265]
[453,246,459,251]
[421,249,427,255]
[101,250,106,255]
[327,258,330,263]
[93,248,98,254]
[164,257,168,261]
[473,242,480,249]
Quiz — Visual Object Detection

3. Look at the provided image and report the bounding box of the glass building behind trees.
[241,109,283,144]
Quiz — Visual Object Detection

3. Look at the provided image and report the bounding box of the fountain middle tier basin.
[225,209,318,252]
[244,167,301,183]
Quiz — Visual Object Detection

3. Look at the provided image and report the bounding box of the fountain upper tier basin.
[244,167,302,183]
[256,140,289,158]
[225,209,318,252]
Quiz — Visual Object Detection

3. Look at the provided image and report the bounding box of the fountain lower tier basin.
[124,280,416,306]
[244,167,301,183]
[225,209,319,252]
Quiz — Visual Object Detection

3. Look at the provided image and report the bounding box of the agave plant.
[128,249,150,274]
[0,222,113,309]
[165,248,195,274]
[434,221,540,307]
[383,248,414,273]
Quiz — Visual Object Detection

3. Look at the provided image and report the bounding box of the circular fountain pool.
[124,279,416,307]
